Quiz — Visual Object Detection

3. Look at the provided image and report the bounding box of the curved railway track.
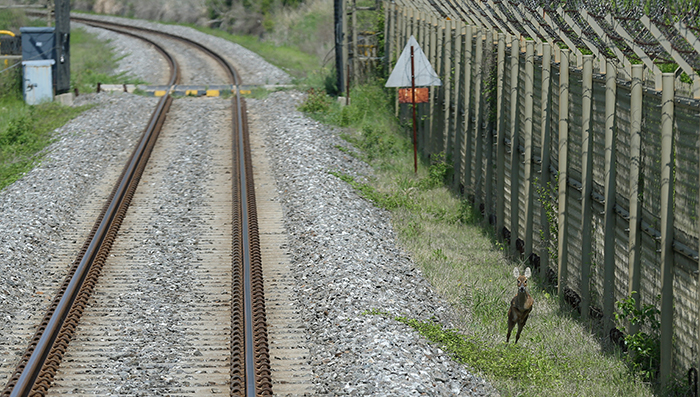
[1,17,271,397]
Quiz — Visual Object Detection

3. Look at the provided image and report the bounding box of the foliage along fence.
[383,0,700,383]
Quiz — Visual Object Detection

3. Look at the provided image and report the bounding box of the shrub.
[297,88,332,113]
[421,152,452,189]
[0,112,33,147]
[615,292,660,383]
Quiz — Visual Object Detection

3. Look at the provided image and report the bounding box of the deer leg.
[506,317,515,343]
[514,322,524,343]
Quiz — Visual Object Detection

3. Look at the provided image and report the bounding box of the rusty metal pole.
[411,45,417,173]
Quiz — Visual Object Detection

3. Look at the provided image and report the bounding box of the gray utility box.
[20,27,56,93]
[20,27,55,61]
[23,59,55,105]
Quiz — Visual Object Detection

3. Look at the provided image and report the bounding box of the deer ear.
[524,267,531,278]
[513,267,520,278]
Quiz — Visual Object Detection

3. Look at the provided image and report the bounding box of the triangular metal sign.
[385,35,441,87]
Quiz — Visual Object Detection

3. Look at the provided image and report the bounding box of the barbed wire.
[395,0,700,76]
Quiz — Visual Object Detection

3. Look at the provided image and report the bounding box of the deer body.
[507,267,534,343]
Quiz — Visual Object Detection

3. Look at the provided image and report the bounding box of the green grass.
[0,99,91,189]
[181,24,323,81]
[70,26,147,94]
[302,81,657,396]
[0,8,44,32]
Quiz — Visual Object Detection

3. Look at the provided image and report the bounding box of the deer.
[507,266,534,344]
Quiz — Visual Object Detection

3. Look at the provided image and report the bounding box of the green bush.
[421,152,452,189]
[615,292,661,383]
[0,112,33,147]
[297,88,332,113]
[70,27,146,94]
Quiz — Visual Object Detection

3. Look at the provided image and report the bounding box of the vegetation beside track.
[70,26,146,94]
[0,10,122,190]
[297,81,682,396]
[185,24,322,81]
[0,99,89,190]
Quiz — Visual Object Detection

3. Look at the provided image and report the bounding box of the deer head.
[513,266,531,294]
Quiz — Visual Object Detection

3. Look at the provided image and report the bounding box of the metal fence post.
[523,40,535,258]
[351,0,358,84]
[397,6,405,63]
[428,15,438,151]
[334,0,346,96]
[394,5,404,117]
[628,64,644,334]
[557,49,570,303]
[432,18,446,155]
[383,2,391,74]
[509,35,520,257]
[421,12,430,157]
[580,54,594,320]
[602,59,618,335]
[659,72,676,385]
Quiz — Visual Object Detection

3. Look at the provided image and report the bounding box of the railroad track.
[1,17,272,397]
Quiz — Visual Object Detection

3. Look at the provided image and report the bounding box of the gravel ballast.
[248,92,495,396]
[0,93,159,376]
[0,16,497,396]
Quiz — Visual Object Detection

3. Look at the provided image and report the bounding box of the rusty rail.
[1,48,177,396]
[2,15,271,397]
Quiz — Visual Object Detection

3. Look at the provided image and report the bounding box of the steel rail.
[92,17,273,396]
[96,17,274,397]
[73,19,271,396]
[4,14,270,397]
[1,24,179,397]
